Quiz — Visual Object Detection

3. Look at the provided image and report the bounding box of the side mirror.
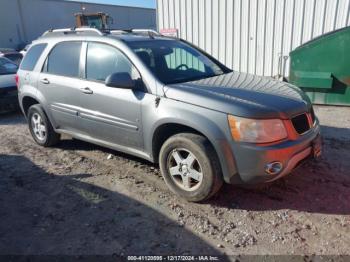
[105,72,135,89]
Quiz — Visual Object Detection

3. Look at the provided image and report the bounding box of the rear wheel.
[159,133,223,202]
[28,104,60,147]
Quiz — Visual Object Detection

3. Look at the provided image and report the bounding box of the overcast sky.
[65,0,156,8]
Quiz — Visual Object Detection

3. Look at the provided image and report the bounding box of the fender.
[142,96,239,183]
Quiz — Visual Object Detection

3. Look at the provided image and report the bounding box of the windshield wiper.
[168,72,226,84]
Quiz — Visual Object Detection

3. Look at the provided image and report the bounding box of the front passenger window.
[86,43,139,82]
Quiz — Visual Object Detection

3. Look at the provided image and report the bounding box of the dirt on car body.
[0,106,349,257]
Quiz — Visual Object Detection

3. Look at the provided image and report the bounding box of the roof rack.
[41,28,162,39]
[41,27,105,37]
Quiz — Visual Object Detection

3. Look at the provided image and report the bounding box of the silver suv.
[17,28,322,202]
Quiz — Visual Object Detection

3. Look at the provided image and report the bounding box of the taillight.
[15,74,19,88]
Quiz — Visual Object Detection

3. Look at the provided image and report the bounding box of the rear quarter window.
[20,43,47,71]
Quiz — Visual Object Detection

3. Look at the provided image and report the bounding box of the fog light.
[265,162,283,175]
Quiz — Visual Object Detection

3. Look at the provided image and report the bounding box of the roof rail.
[41,28,162,39]
[41,27,105,37]
[132,29,161,35]
[110,29,161,36]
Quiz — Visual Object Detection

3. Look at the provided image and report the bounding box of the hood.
[165,71,311,119]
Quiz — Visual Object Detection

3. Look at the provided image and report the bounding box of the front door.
[79,42,144,150]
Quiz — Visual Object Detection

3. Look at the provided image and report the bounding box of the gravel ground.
[0,105,349,258]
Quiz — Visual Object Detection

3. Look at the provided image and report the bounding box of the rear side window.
[45,42,82,78]
[20,43,47,71]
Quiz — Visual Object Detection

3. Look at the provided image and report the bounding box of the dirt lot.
[0,106,349,258]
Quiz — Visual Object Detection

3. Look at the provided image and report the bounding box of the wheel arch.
[152,122,210,163]
[148,116,238,184]
[20,91,57,129]
[150,117,224,163]
[21,96,40,117]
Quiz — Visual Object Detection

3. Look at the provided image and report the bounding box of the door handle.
[81,87,93,94]
[40,78,50,84]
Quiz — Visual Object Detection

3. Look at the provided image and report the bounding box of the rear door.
[38,41,87,133]
[79,42,144,149]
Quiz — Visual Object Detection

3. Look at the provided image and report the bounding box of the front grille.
[291,113,310,134]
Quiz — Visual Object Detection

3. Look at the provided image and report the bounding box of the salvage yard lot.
[0,106,349,256]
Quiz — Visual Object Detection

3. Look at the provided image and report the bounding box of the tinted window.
[0,57,18,75]
[5,53,23,66]
[46,42,82,77]
[86,42,139,81]
[20,43,47,71]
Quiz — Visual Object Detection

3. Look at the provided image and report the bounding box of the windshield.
[127,39,228,84]
[4,53,23,66]
[0,57,18,75]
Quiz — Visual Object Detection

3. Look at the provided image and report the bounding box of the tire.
[27,104,60,147]
[159,133,223,202]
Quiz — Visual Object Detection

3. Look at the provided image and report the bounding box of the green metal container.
[289,26,350,105]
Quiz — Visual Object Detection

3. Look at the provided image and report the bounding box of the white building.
[0,0,156,49]
[157,0,350,78]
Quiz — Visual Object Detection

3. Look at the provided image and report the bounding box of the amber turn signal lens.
[228,115,241,140]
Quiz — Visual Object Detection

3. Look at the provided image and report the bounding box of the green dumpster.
[289,26,350,106]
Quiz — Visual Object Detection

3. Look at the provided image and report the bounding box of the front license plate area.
[312,134,322,159]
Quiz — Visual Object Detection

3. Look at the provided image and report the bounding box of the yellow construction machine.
[75,12,113,31]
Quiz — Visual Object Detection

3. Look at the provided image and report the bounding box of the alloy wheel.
[167,148,203,191]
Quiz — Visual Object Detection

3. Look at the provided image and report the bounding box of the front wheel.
[159,133,223,202]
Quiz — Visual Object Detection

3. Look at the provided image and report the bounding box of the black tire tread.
[159,133,223,202]
[28,104,60,147]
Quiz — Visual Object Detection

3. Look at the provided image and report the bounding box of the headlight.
[228,115,288,143]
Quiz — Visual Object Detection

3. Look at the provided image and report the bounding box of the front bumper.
[227,120,321,184]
